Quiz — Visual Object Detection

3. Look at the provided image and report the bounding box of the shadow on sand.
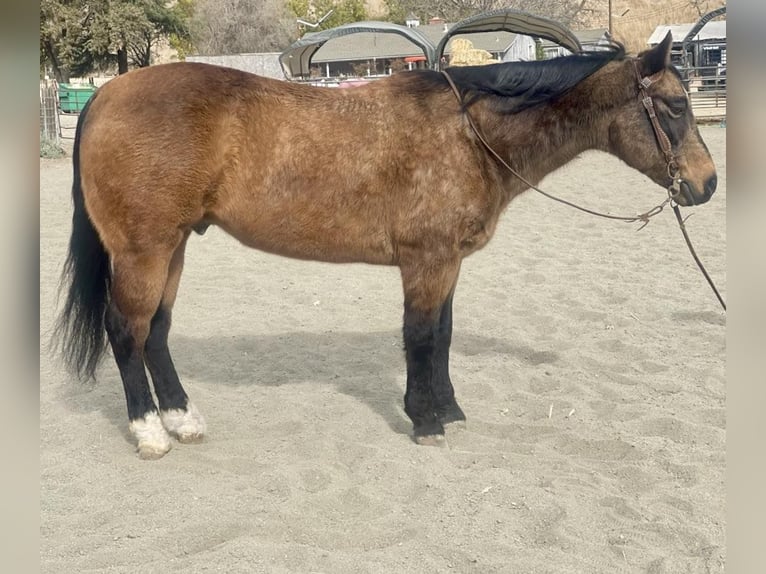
[57,329,557,439]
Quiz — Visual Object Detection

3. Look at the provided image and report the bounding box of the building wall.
[503,36,537,62]
[186,53,284,79]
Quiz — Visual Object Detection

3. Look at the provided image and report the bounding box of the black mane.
[438,42,626,114]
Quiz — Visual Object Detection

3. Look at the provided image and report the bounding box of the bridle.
[632,61,684,201]
[632,62,726,310]
[441,60,726,311]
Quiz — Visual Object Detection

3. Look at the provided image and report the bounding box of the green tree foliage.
[40,0,90,81]
[168,0,195,60]
[40,0,190,80]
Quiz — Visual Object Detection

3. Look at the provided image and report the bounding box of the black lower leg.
[403,291,466,439]
[144,306,188,412]
[403,311,442,438]
[105,303,157,421]
[432,292,465,425]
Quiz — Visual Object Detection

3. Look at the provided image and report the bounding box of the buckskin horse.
[54,33,717,458]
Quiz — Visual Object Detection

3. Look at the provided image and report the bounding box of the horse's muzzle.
[677,174,716,206]
[704,174,718,197]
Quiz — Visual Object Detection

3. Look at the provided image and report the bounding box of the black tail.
[53,95,111,380]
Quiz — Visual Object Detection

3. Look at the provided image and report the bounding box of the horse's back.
[81,62,271,161]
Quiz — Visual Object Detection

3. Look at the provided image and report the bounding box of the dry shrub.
[40,137,66,159]
[577,0,726,53]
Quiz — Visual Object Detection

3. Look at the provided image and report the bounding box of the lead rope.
[635,62,726,311]
[671,203,726,310]
[441,69,726,311]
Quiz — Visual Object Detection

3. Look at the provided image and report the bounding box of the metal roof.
[647,20,726,46]
[279,9,583,79]
[539,28,609,49]
[279,21,435,79]
[433,9,581,63]
[306,25,516,64]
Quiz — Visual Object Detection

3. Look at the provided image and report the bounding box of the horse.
[54,32,717,459]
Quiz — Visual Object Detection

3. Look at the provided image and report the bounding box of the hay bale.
[449,38,499,67]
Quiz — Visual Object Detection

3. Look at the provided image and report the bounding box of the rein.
[441,66,726,311]
[440,70,669,227]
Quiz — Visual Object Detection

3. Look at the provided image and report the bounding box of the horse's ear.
[641,31,673,76]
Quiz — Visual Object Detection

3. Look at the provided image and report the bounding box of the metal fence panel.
[39,80,60,143]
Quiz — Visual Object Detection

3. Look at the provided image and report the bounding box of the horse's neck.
[475,101,608,188]
[472,64,630,191]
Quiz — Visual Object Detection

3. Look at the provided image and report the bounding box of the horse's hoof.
[175,432,204,444]
[137,442,172,460]
[438,403,466,427]
[130,412,172,460]
[443,419,466,430]
[161,402,207,444]
[414,434,447,447]
[412,419,447,446]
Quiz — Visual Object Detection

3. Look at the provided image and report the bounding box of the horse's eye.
[666,99,687,118]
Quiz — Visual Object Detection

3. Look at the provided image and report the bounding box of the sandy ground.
[40,126,726,573]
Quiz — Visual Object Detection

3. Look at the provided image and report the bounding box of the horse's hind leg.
[144,233,206,443]
[106,248,176,459]
[400,258,465,446]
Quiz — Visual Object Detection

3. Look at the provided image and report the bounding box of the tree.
[40,0,91,82]
[87,0,190,73]
[383,0,595,28]
[288,0,368,34]
[188,0,369,56]
[40,0,190,80]
[168,0,196,60]
[189,0,297,56]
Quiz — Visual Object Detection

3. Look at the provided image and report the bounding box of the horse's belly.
[215,213,396,265]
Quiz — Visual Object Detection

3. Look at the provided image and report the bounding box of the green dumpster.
[58,83,97,113]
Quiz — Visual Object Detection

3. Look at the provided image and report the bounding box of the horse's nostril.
[704,174,717,196]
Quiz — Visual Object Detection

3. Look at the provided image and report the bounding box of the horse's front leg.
[432,289,466,428]
[400,258,465,446]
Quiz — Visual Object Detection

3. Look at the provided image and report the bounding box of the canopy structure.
[279,21,435,79]
[433,9,582,67]
[681,6,726,68]
[279,10,583,79]
[682,6,726,48]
